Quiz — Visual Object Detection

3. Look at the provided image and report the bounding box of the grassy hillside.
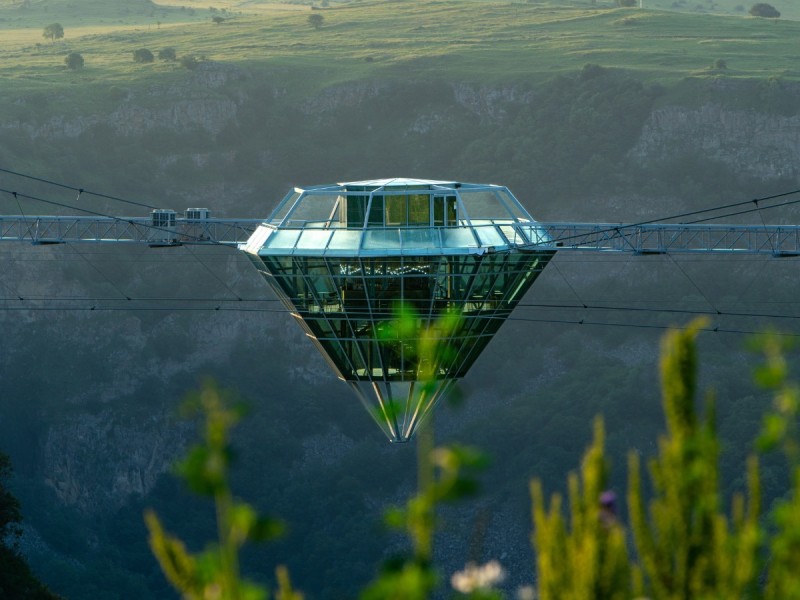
[644,0,799,21]
[1,0,798,102]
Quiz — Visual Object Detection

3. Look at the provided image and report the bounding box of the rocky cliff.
[1,69,798,598]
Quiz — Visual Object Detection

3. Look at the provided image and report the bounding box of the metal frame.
[0,215,262,246]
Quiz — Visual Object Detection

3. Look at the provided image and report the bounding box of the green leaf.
[249,515,286,542]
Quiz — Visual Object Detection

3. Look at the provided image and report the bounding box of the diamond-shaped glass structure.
[241,179,554,442]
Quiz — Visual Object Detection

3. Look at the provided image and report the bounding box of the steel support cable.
[4,295,800,326]
[549,261,588,323]
[514,301,800,322]
[0,276,23,301]
[0,166,160,210]
[682,195,800,225]
[666,254,721,317]
[184,245,244,301]
[495,313,800,338]
[0,302,798,339]
[754,196,777,255]
[66,243,132,301]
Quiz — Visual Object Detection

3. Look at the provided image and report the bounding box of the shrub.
[180,54,199,70]
[158,47,176,61]
[212,15,225,24]
[712,58,728,69]
[64,52,83,70]
[133,48,154,63]
[749,2,780,17]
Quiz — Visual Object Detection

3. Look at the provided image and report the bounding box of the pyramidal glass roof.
[241,178,550,257]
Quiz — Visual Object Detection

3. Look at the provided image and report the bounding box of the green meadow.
[0,0,798,104]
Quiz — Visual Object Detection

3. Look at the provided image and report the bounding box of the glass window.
[269,191,300,223]
[458,190,508,220]
[346,195,367,228]
[408,194,430,226]
[497,189,530,222]
[385,196,405,226]
[433,196,458,227]
[285,192,340,226]
[368,196,384,227]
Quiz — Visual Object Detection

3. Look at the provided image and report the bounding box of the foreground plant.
[531,418,630,600]
[628,321,761,599]
[145,380,296,600]
[532,320,762,600]
[362,307,488,600]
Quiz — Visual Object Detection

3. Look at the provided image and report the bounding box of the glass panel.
[263,229,301,250]
[447,196,457,225]
[458,190,508,220]
[401,229,438,250]
[368,196,384,227]
[346,195,367,228]
[296,229,332,250]
[475,225,506,247]
[328,230,363,251]
[363,229,401,250]
[442,227,478,248]
[433,196,444,227]
[283,192,340,226]
[268,191,300,223]
[497,189,531,221]
[385,196,406,226]
[408,194,430,225]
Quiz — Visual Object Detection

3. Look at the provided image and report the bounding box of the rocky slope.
[1,67,798,597]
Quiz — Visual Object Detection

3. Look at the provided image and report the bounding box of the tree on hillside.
[308,13,324,30]
[749,3,780,17]
[0,452,62,599]
[64,52,84,70]
[212,15,225,24]
[42,23,63,42]
[133,48,155,64]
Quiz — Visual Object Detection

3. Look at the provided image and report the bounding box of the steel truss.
[529,222,800,256]
[0,215,263,246]
[2,216,800,256]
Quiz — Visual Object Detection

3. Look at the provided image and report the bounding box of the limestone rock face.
[631,103,800,181]
[42,410,187,512]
